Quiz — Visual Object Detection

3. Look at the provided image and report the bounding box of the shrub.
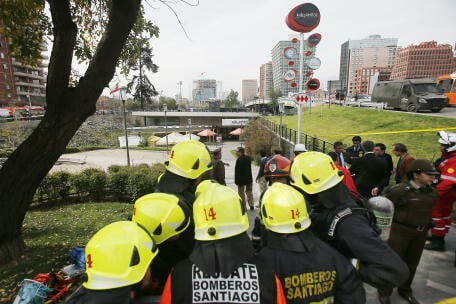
[71,168,107,201]
[107,167,130,201]
[107,164,123,174]
[125,163,165,202]
[35,171,72,204]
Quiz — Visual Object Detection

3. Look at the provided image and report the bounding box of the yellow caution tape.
[335,126,456,137]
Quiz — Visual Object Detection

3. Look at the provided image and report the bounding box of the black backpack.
[326,191,381,241]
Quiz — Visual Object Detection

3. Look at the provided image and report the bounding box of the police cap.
[407,159,439,175]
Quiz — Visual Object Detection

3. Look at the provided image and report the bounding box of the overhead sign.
[307,33,322,47]
[222,118,249,126]
[285,3,321,33]
[295,94,310,103]
[306,78,320,91]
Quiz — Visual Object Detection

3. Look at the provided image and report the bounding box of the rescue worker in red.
[257,183,365,303]
[425,130,456,251]
[65,221,158,304]
[152,140,213,293]
[160,181,287,304]
[289,152,409,290]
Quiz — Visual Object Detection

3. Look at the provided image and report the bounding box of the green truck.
[371,78,448,112]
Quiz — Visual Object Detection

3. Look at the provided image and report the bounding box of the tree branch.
[79,0,141,106]
[46,0,77,110]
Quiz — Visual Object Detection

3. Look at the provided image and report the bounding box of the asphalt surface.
[55,141,456,303]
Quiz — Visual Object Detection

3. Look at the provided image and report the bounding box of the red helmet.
[265,155,291,178]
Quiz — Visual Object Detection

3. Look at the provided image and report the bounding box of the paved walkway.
[55,141,456,303]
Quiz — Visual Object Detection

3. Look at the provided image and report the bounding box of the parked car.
[346,95,379,107]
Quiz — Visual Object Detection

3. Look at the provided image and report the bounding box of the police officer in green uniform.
[378,159,439,304]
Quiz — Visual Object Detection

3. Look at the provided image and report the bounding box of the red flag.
[110,83,120,94]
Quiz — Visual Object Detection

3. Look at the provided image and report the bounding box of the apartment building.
[0,33,47,107]
[390,41,454,80]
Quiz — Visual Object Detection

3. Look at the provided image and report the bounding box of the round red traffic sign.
[307,33,322,47]
[306,78,320,91]
[286,3,321,33]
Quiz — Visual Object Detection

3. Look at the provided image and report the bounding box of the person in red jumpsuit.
[425,130,456,251]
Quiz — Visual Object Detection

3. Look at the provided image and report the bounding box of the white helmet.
[294,143,307,153]
[438,130,456,152]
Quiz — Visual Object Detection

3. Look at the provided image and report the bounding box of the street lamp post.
[163,104,168,152]
[120,87,131,166]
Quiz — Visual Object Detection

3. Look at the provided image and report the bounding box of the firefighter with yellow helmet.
[160,182,287,304]
[151,140,213,294]
[66,221,158,304]
[252,154,292,252]
[132,193,191,244]
[257,182,365,303]
[289,152,409,291]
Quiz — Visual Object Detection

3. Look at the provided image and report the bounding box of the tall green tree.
[127,45,159,110]
[0,0,158,265]
[224,89,239,108]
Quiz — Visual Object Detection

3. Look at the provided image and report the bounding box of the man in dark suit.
[331,141,349,168]
[374,143,394,186]
[346,135,364,165]
[235,146,254,210]
[349,140,388,199]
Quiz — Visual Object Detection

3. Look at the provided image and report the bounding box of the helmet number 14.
[204,207,217,221]
[291,208,300,219]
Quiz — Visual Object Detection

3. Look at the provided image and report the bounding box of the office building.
[259,62,273,99]
[241,79,258,103]
[339,35,398,95]
[390,41,454,80]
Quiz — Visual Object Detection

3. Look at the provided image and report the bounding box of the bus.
[437,73,456,106]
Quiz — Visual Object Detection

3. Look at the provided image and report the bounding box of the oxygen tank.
[367,196,394,241]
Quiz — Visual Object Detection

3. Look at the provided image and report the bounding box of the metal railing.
[264,119,333,153]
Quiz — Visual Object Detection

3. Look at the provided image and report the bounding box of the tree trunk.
[0,0,141,265]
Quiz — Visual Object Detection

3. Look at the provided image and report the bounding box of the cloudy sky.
[139,0,456,99]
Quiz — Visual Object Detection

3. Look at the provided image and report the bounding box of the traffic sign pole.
[297,32,304,144]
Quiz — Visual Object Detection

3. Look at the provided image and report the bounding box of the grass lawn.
[270,105,456,160]
[0,202,132,303]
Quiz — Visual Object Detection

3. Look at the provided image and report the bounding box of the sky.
[138,0,456,99]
